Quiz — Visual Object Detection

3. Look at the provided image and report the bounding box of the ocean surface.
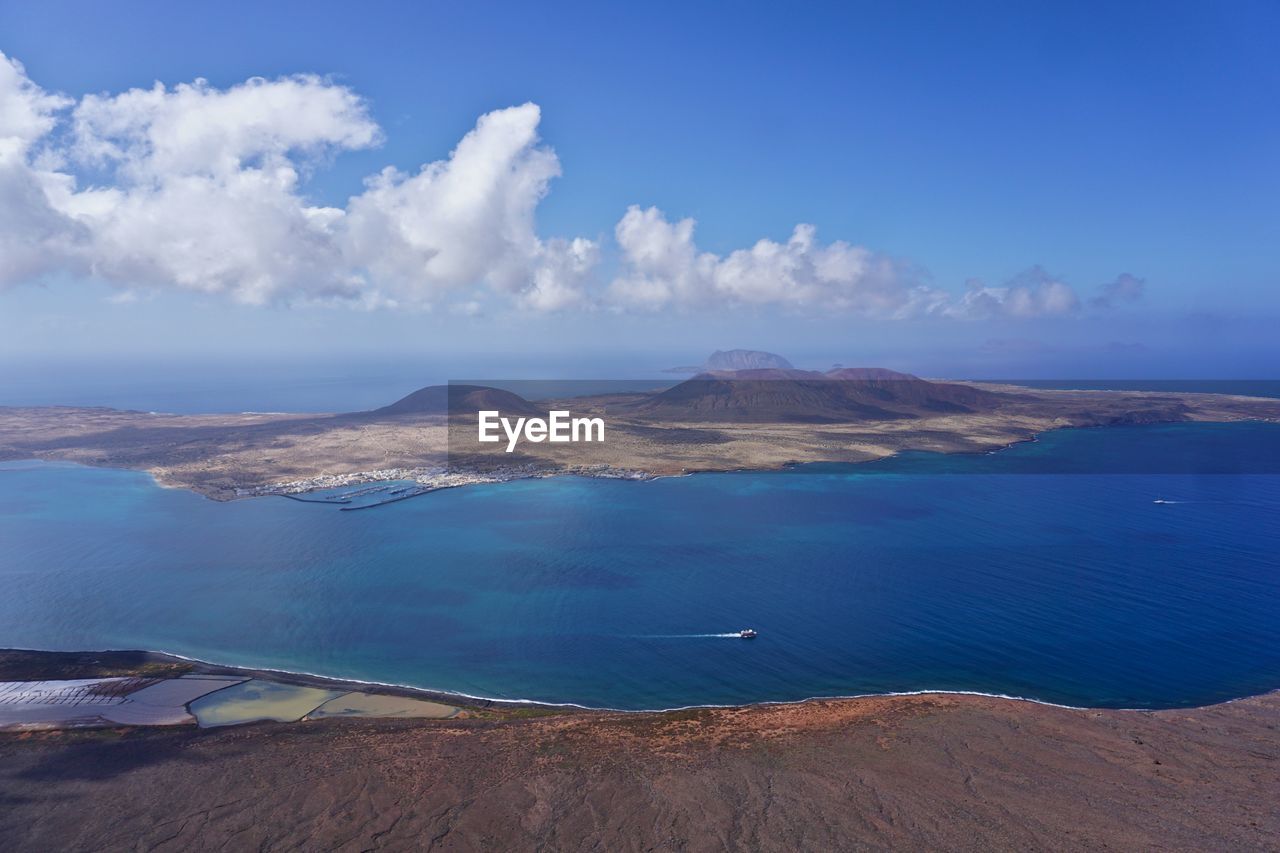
[995,379,1280,398]
[3,363,1276,414]
[2,421,1279,711]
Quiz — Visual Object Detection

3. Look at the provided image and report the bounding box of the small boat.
[738,629,757,639]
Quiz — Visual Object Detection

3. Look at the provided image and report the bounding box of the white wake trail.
[636,633,744,639]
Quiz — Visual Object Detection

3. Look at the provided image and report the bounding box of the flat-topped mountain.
[666,349,795,374]
[627,368,1000,422]
[705,349,795,371]
[373,384,542,417]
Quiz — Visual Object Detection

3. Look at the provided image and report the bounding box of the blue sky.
[0,0,1277,379]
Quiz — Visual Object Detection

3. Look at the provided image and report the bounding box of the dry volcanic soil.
[2,681,1278,850]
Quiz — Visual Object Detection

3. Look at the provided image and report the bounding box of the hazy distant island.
[1,354,1278,500]
[664,347,797,373]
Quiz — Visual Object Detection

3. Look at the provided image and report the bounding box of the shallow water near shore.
[2,421,1279,711]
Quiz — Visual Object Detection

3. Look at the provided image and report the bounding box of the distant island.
[664,348,795,373]
[1,353,1278,500]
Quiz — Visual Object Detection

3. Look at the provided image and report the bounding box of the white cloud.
[69,74,381,179]
[607,208,1100,319]
[0,52,596,308]
[609,206,710,308]
[0,53,86,287]
[0,51,1140,320]
[0,53,68,149]
[522,236,599,311]
[609,206,948,316]
[341,103,597,308]
[948,266,1082,319]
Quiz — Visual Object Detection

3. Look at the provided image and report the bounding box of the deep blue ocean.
[2,421,1279,710]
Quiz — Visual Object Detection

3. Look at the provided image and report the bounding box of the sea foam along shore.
[5,646,1273,717]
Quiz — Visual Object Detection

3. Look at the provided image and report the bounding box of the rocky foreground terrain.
[2,684,1277,850]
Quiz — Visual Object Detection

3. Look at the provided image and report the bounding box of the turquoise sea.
[2,421,1279,710]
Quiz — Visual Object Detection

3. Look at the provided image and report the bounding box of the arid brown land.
[1,684,1277,851]
[1,377,1277,498]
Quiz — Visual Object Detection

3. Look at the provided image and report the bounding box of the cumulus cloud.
[0,52,596,308]
[53,72,388,304]
[608,206,948,317]
[522,237,599,311]
[341,103,595,309]
[607,209,1108,319]
[0,53,68,147]
[947,266,1082,319]
[948,268,1147,319]
[0,53,86,287]
[0,51,1143,320]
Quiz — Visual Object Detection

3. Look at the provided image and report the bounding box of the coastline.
[3,647,1276,717]
[4,647,1279,850]
[5,414,1278,507]
[4,383,1278,501]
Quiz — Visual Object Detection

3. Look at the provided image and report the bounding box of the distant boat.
[738,629,757,639]
[1153,498,1172,504]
